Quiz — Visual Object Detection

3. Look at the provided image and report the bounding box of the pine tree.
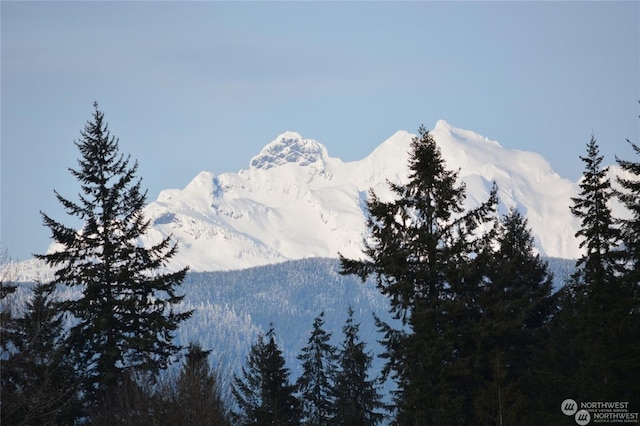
[86,371,160,426]
[613,136,640,406]
[539,281,586,423]
[164,343,229,425]
[616,139,640,294]
[232,325,301,425]
[340,125,497,424]
[1,283,80,425]
[296,311,338,425]
[331,307,384,426]
[473,209,554,425]
[568,135,625,401]
[36,103,191,403]
[571,135,621,285]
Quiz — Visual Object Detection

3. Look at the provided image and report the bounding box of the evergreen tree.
[571,135,621,284]
[568,135,626,401]
[296,311,338,425]
[331,307,384,426]
[86,371,160,426]
[36,103,191,403]
[340,125,497,424]
[539,282,584,423]
[232,325,300,425]
[473,209,554,425]
[613,137,640,405]
[1,283,80,425]
[164,343,229,425]
[616,139,640,294]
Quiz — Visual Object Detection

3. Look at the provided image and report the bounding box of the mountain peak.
[16,122,595,280]
[434,119,453,130]
[432,119,501,149]
[249,131,329,170]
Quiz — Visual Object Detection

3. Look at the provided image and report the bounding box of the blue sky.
[2,1,638,261]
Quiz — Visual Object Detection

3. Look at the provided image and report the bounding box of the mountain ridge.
[140,119,583,271]
[14,119,616,280]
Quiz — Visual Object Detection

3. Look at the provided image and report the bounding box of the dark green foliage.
[331,307,384,426]
[567,136,628,400]
[0,282,16,300]
[537,284,584,423]
[87,344,230,425]
[1,283,80,425]
[613,137,640,405]
[340,125,498,424]
[87,372,160,426]
[232,325,301,425]
[546,134,640,411]
[473,209,554,425]
[0,266,17,299]
[296,311,338,425]
[163,343,229,425]
[36,103,191,402]
[616,139,640,294]
[570,135,622,284]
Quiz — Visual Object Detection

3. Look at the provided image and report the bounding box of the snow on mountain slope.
[430,120,580,260]
[137,120,585,273]
[16,120,604,280]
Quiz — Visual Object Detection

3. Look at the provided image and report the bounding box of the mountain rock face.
[138,120,584,273]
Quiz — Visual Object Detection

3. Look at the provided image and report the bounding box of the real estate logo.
[561,398,639,424]
[562,399,579,416]
[575,409,591,425]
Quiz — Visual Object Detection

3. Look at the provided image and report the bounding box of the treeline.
[1,105,639,425]
[231,309,384,425]
[0,104,207,425]
[340,127,640,424]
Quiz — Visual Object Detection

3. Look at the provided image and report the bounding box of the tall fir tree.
[1,283,80,425]
[232,325,301,425]
[613,136,640,406]
[340,125,497,424]
[473,208,554,425]
[331,307,384,426]
[164,343,229,425]
[616,139,640,294]
[296,311,338,426]
[36,103,191,403]
[568,135,626,401]
[571,135,621,285]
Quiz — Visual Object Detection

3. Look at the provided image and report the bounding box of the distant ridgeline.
[10,256,575,404]
[170,257,575,403]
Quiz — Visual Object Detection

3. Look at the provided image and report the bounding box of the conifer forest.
[1,105,639,425]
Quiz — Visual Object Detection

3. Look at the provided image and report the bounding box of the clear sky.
[1,1,639,262]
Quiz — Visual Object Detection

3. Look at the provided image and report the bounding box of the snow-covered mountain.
[139,119,583,272]
[18,119,617,279]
